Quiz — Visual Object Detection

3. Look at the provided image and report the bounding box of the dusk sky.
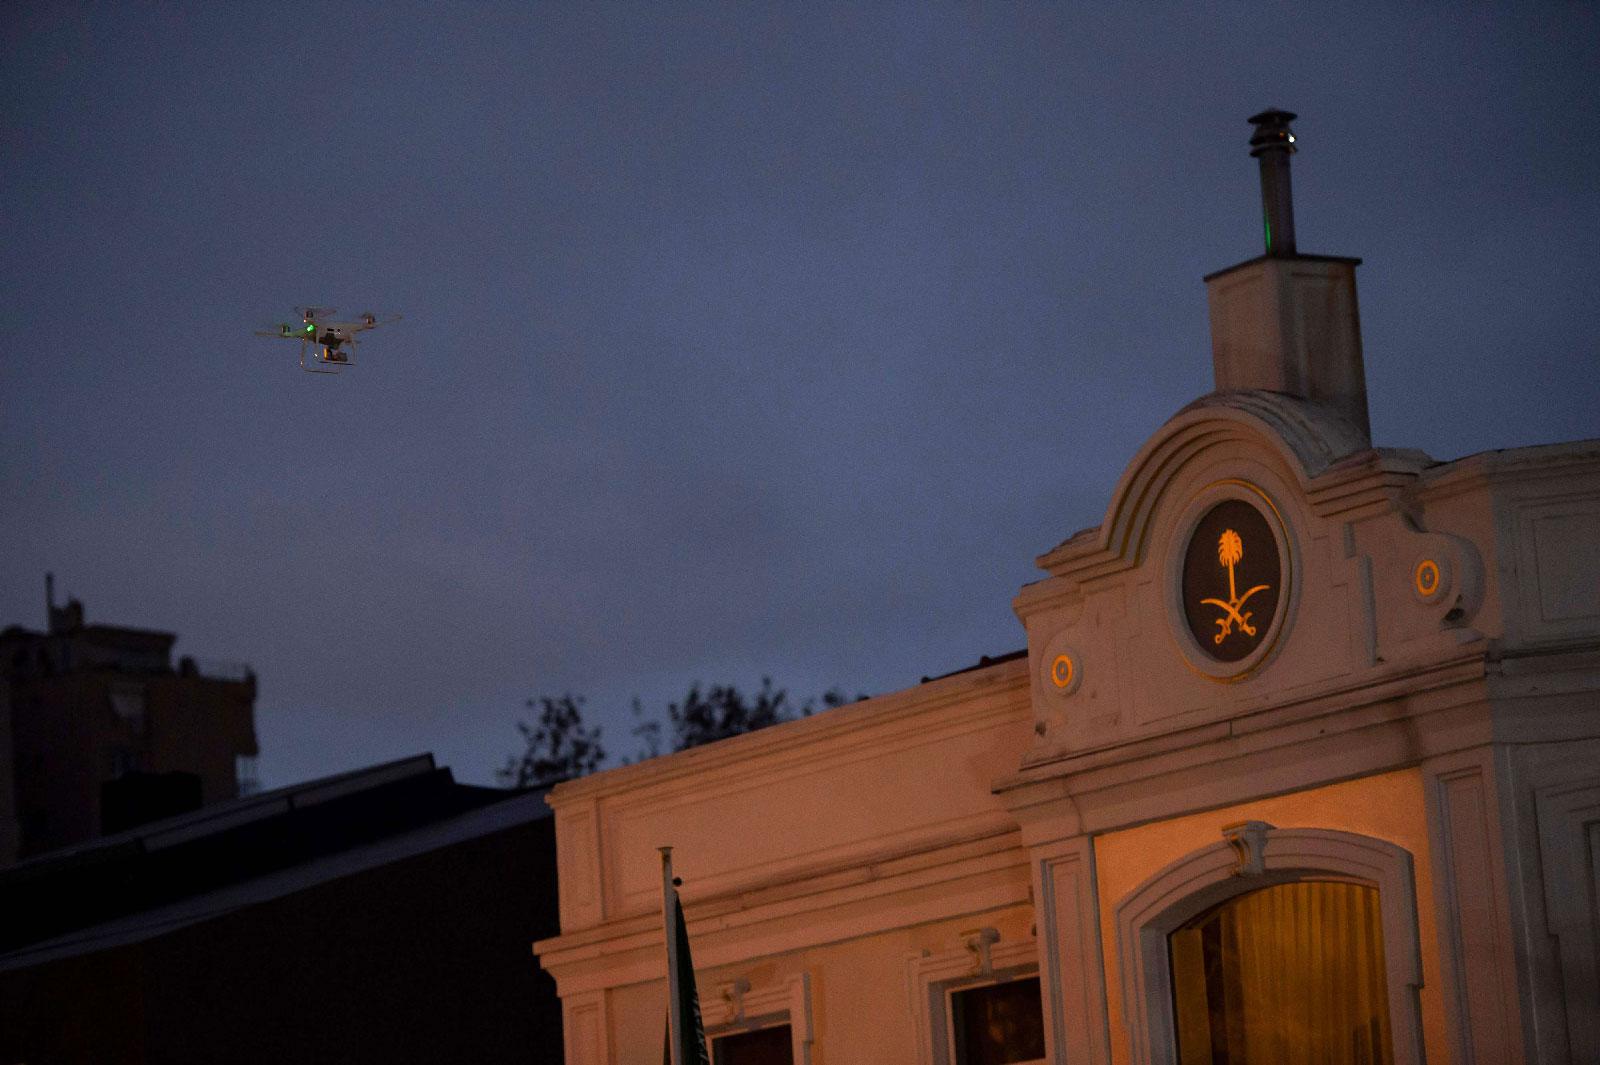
[2,4,1595,789]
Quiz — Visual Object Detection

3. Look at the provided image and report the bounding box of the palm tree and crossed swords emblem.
[1200,527,1273,645]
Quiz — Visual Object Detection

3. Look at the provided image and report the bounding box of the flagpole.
[661,846,683,1065]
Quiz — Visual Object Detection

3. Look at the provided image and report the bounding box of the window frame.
[1112,824,1425,1065]
[709,1021,796,1065]
[907,937,1045,1065]
[702,973,811,1065]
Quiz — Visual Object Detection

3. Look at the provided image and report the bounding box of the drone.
[255,307,401,373]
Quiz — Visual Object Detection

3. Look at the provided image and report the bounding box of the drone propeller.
[295,306,337,322]
[254,321,315,339]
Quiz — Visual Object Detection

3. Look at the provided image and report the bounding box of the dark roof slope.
[0,753,546,958]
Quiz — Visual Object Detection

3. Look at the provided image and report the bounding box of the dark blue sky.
[3,4,1596,788]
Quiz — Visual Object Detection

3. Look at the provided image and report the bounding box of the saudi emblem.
[1200,528,1272,644]
[1180,495,1283,666]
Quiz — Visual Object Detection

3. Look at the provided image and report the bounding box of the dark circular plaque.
[1180,499,1282,663]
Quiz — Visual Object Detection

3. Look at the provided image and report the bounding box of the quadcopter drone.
[255,307,401,373]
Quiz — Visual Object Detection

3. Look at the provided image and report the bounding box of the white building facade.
[535,113,1600,1065]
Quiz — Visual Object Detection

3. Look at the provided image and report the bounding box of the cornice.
[1033,392,1371,585]
[534,828,1030,992]
[1415,438,1600,503]
[544,656,1029,811]
[995,649,1492,840]
[1303,447,1433,519]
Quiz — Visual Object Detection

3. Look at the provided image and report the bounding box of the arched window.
[1114,823,1424,1065]
[1168,880,1392,1064]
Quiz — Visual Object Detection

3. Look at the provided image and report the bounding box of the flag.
[661,847,710,1065]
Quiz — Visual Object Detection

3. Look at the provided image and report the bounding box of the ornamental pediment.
[1015,391,1487,766]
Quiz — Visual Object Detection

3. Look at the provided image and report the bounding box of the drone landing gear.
[298,340,343,374]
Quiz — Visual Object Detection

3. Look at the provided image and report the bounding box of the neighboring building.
[533,112,1600,1065]
[0,753,564,1065]
[0,582,258,861]
[0,684,20,868]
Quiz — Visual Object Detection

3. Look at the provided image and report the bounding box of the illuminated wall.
[535,233,1600,1064]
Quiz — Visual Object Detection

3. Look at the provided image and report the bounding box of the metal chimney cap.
[1248,109,1298,156]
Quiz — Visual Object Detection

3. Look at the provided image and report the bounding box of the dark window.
[101,770,202,835]
[712,1024,792,1065]
[950,976,1046,1065]
[1168,881,1393,1065]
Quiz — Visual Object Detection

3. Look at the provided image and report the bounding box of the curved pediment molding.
[1035,391,1375,582]
[1114,826,1425,1065]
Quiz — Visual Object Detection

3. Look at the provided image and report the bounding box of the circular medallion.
[1414,559,1441,599]
[1038,635,1083,698]
[1050,654,1075,689]
[1179,496,1284,665]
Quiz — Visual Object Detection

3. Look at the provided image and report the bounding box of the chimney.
[1205,109,1371,444]
[46,573,83,634]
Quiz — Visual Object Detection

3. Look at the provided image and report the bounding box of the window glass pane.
[1168,881,1393,1065]
[712,1024,793,1065]
[951,976,1046,1065]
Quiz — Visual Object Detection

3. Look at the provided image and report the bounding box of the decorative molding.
[1346,525,1378,667]
[1421,750,1524,1065]
[702,972,812,1064]
[1000,649,1490,838]
[1031,392,1375,584]
[1411,555,1447,604]
[1113,827,1425,1065]
[561,989,609,1065]
[557,801,605,930]
[547,655,1030,804]
[1535,775,1600,1065]
[717,978,752,1025]
[536,834,1031,997]
[606,805,1020,922]
[962,927,1001,977]
[907,936,1041,1065]
[1220,819,1273,876]
[1039,633,1084,700]
[1033,837,1112,1065]
[1389,518,1485,639]
[1486,739,1600,1065]
[591,678,1032,920]
[1514,493,1600,646]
